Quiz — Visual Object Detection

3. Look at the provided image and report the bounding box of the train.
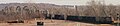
[67,15,112,24]
[44,14,113,24]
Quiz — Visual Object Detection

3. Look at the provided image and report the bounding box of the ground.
[0,19,113,26]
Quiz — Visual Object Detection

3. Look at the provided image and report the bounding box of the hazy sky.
[0,0,120,5]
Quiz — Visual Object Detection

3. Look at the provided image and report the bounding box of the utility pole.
[117,13,120,26]
[51,8,54,22]
[63,7,67,22]
[74,5,79,16]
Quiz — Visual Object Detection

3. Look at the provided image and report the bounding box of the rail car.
[44,14,113,24]
[67,16,113,24]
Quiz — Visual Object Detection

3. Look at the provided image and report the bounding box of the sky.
[0,0,120,5]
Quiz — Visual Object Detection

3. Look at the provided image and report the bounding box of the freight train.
[67,15,112,24]
[44,14,113,24]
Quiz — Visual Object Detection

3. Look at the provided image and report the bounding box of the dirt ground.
[0,19,113,26]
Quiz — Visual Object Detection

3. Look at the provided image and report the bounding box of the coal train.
[44,14,113,24]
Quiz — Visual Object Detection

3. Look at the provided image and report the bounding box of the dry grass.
[0,19,113,26]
